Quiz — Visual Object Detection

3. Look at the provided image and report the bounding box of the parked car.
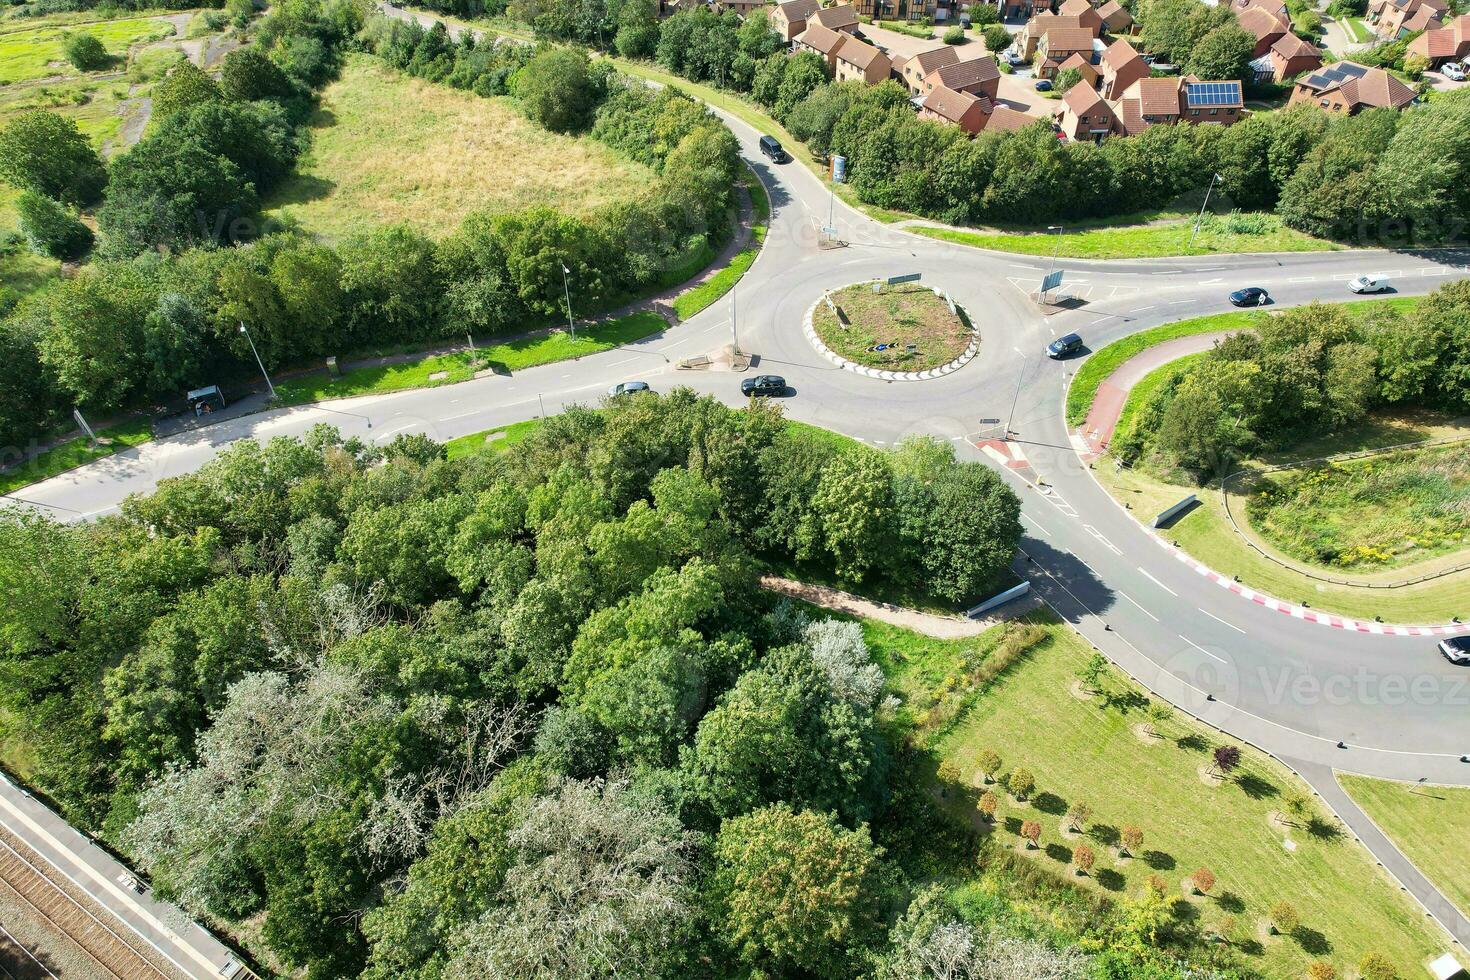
[1348,275,1391,294]
[1439,636,1470,666]
[959,15,971,27]
[1228,286,1269,307]
[1047,333,1083,358]
[759,135,788,163]
[1442,61,1466,80]
[741,374,786,397]
[607,380,651,397]
[1034,78,1053,91]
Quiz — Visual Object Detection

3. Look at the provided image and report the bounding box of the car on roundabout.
[1047,333,1083,359]
[1348,275,1391,294]
[607,381,651,397]
[1229,286,1270,307]
[1440,636,1470,666]
[741,375,786,397]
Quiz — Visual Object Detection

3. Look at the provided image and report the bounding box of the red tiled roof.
[1271,31,1319,59]
[799,22,846,53]
[836,36,888,69]
[1096,0,1132,23]
[922,84,981,122]
[1102,37,1144,70]
[1058,51,1093,71]
[1401,5,1443,30]
[929,55,1001,89]
[979,102,1037,131]
[1129,75,1183,115]
[1044,26,1096,52]
[775,0,820,21]
[908,45,962,74]
[1116,97,1147,134]
[812,3,859,31]
[1062,81,1108,115]
[1236,4,1288,40]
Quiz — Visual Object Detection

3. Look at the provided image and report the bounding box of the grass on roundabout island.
[811,282,973,372]
[1338,775,1470,922]
[870,610,1448,979]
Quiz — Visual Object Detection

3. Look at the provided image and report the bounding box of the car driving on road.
[607,381,651,397]
[1348,275,1391,294]
[1047,333,1083,358]
[759,135,788,163]
[1440,637,1470,666]
[1229,286,1270,307]
[741,374,786,397]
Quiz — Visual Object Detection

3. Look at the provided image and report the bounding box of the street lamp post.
[1005,355,1026,441]
[1191,173,1221,246]
[239,321,276,401]
[560,264,576,342]
[1046,225,1063,280]
[730,285,738,351]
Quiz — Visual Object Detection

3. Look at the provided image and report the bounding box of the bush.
[971,4,999,25]
[62,32,110,71]
[513,46,604,133]
[1358,953,1398,980]
[942,24,965,43]
[983,23,1011,53]
[1006,767,1035,800]
[15,190,93,259]
[185,10,228,38]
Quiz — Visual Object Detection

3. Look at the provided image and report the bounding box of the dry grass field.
[264,54,653,240]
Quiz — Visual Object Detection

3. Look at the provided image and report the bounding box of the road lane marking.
[1121,591,1160,622]
[1021,512,1051,536]
[1200,608,1246,634]
[438,410,483,422]
[1288,276,1315,283]
[1179,634,1225,663]
[1138,568,1178,596]
[1129,305,1155,314]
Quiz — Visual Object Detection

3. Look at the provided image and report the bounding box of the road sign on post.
[1040,269,1064,293]
[831,155,847,183]
[887,273,922,286]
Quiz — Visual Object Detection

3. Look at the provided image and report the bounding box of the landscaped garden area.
[1243,441,1470,569]
[810,281,973,371]
[869,611,1451,979]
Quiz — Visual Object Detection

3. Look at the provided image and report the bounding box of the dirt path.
[760,575,1039,638]
[1080,332,1231,455]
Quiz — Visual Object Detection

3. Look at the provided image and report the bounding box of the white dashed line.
[1138,568,1178,596]
[1200,608,1246,634]
[1021,512,1052,536]
[1121,591,1160,622]
[1179,634,1226,663]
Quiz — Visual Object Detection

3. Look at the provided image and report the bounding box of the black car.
[1047,333,1083,359]
[1440,636,1470,666]
[759,135,788,163]
[1229,287,1270,307]
[741,374,786,397]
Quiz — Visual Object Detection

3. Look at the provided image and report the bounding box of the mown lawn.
[671,174,770,321]
[0,15,176,84]
[264,54,653,239]
[869,613,1452,979]
[443,419,544,458]
[0,416,153,495]
[914,212,1340,260]
[1245,442,1470,570]
[811,281,973,372]
[1339,775,1470,921]
[273,312,667,406]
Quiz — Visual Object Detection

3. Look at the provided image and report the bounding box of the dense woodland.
[0,1,740,458]
[0,393,1263,980]
[1114,282,1470,477]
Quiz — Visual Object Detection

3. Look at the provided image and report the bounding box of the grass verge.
[1338,775,1470,921]
[871,612,1451,979]
[914,211,1339,260]
[0,417,153,495]
[443,418,544,459]
[273,312,667,406]
[671,174,770,321]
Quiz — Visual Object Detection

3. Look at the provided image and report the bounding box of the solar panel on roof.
[1184,81,1240,106]
[1304,61,1368,87]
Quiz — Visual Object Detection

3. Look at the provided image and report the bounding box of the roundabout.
[805,279,979,380]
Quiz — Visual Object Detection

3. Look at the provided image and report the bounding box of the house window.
[1080,114,1088,122]
[1209,108,1217,114]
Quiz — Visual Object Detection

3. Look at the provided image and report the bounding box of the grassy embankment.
[1338,775,1470,921]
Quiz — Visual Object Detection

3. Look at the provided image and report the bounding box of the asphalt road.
[7,19,1470,963]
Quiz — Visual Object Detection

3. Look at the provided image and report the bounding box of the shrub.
[971,4,999,25]
[1072,843,1095,875]
[63,32,110,71]
[977,790,998,822]
[1066,800,1091,832]
[16,190,93,259]
[1020,819,1041,848]
[1268,901,1300,935]
[1120,825,1143,857]
[1358,952,1398,980]
[1190,867,1215,895]
[0,110,108,204]
[942,24,965,43]
[983,23,1011,53]
[186,10,228,38]
[1006,767,1035,800]
[1212,745,1241,775]
[1306,962,1338,980]
[976,749,1001,781]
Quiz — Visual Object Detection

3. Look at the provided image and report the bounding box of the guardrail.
[967,580,1031,618]
[1152,493,1197,529]
[1218,434,1470,589]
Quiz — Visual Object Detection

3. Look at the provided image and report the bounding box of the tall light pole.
[1005,355,1026,441]
[1046,225,1063,280]
[1191,173,1220,246]
[239,321,276,400]
[560,264,576,341]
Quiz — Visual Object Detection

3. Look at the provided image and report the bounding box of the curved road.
[6,73,1470,952]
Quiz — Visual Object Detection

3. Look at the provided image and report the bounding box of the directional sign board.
[832,155,847,183]
[1040,269,1064,293]
[887,273,922,286]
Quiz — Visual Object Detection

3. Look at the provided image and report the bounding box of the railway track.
[0,835,173,980]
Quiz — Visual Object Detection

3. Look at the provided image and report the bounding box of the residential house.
[895,44,960,93]
[998,0,1038,22]
[833,35,893,82]
[717,0,768,14]
[1096,0,1134,33]
[1015,13,1093,60]
[1035,25,1097,76]
[1097,37,1149,97]
[1111,75,1243,133]
[1229,0,1290,22]
[796,21,848,63]
[1057,0,1104,35]
[1287,60,1417,112]
[1054,82,1118,141]
[1234,2,1290,56]
[1407,12,1470,65]
[1056,51,1100,87]
[1249,31,1321,82]
[771,0,820,41]
[812,2,862,32]
[1375,0,1445,37]
[921,85,1034,132]
[922,54,1002,98]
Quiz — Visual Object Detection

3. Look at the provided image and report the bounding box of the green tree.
[1187,23,1256,82]
[514,46,601,133]
[0,110,107,203]
[15,191,92,259]
[983,23,1011,54]
[1054,66,1083,93]
[151,60,222,123]
[35,263,158,410]
[775,51,829,118]
[709,806,882,977]
[219,47,295,101]
[1007,766,1035,800]
[614,0,659,56]
[812,448,892,584]
[1358,952,1399,980]
[62,32,110,71]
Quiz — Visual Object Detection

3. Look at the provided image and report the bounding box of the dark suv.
[741,374,786,397]
[1047,333,1083,359]
[759,135,788,163]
